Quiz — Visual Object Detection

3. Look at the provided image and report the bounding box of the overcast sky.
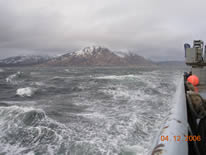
[0,0,206,60]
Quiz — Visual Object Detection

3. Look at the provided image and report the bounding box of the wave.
[31,81,45,86]
[100,71,181,102]
[51,76,72,80]
[0,68,4,72]
[30,72,40,76]
[95,74,140,80]
[6,71,23,85]
[0,101,36,106]
[0,106,68,155]
[100,86,150,102]
[16,87,38,97]
[95,70,182,154]
[65,69,70,72]
[0,68,183,154]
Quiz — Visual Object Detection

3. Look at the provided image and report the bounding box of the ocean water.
[0,66,183,155]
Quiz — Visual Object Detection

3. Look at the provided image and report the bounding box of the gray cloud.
[0,0,206,60]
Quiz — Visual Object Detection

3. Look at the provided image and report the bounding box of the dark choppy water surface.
[0,67,183,155]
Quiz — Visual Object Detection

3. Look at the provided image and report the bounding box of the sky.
[0,0,206,61]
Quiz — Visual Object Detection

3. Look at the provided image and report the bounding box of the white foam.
[51,76,72,80]
[76,112,106,119]
[95,74,139,80]
[6,71,22,84]
[0,69,183,154]
[16,87,37,97]
[31,81,45,86]
[0,100,37,105]
[100,85,151,102]
[65,69,70,72]
[30,72,40,76]
[0,143,34,155]
[0,105,67,154]
[122,145,145,155]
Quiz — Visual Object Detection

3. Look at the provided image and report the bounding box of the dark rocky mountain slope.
[43,46,154,66]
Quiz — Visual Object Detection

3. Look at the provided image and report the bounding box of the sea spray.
[16,87,38,97]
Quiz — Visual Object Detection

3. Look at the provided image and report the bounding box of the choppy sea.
[0,66,184,155]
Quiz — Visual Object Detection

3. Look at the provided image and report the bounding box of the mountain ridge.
[0,46,155,67]
[0,55,51,67]
[43,46,154,66]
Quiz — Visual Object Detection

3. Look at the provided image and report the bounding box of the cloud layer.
[0,0,206,60]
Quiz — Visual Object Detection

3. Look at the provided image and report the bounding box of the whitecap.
[30,72,40,76]
[95,74,139,80]
[31,81,45,86]
[121,145,145,155]
[16,87,37,97]
[65,69,70,72]
[51,76,72,80]
[0,106,67,154]
[76,112,106,119]
[6,71,23,84]
[0,100,36,105]
[100,85,150,101]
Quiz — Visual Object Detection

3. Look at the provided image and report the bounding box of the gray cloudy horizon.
[0,0,206,61]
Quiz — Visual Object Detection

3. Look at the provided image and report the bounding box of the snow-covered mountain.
[0,55,51,67]
[44,46,154,66]
[0,46,154,67]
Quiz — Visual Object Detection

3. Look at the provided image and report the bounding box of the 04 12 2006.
[160,135,201,142]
